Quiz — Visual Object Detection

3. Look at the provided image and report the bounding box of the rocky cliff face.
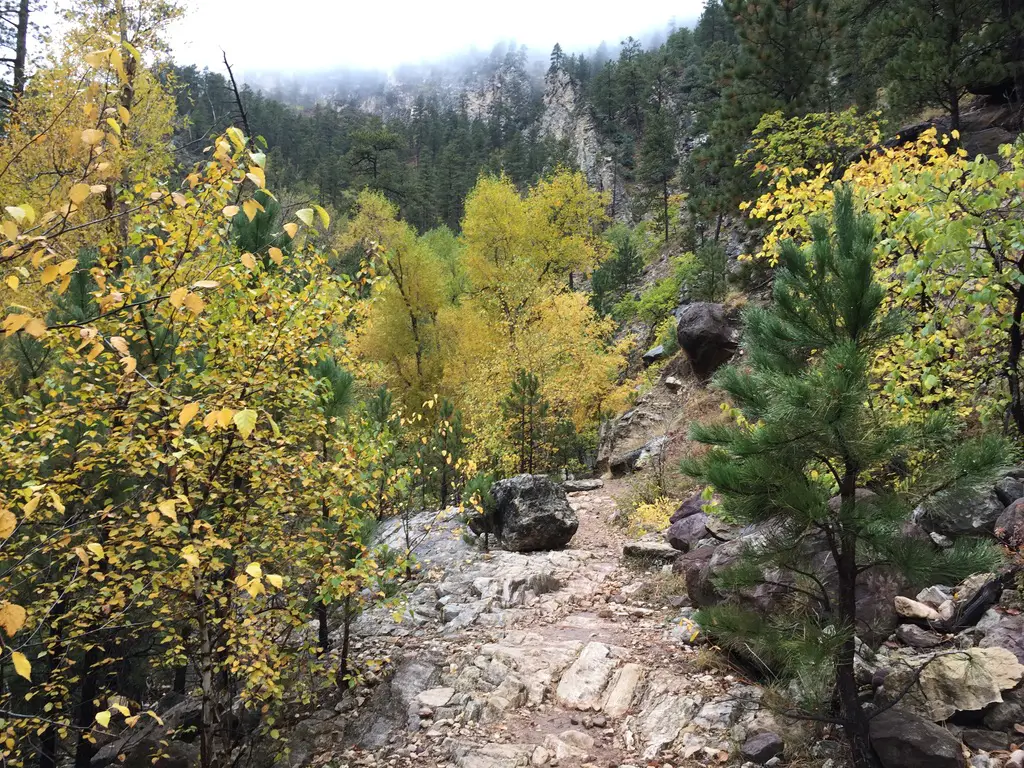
[538,69,628,218]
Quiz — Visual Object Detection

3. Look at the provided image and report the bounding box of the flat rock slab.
[623,542,680,564]
[556,641,618,710]
[564,479,604,493]
[417,687,455,708]
[602,663,643,717]
[454,743,535,768]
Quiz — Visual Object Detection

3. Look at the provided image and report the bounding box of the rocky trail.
[301,483,780,768]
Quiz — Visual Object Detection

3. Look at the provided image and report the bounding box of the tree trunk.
[73,645,103,768]
[338,595,353,690]
[835,472,881,768]
[949,84,961,136]
[663,180,670,244]
[1006,284,1024,434]
[12,0,30,98]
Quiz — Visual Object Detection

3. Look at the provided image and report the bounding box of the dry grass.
[631,571,689,603]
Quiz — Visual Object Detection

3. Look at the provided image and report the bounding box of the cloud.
[168,0,702,74]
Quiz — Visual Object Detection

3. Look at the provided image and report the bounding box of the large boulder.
[672,545,718,607]
[490,475,579,552]
[666,511,708,552]
[977,609,1024,664]
[869,709,965,768]
[912,490,1004,536]
[675,302,737,379]
[92,697,202,768]
[996,498,1024,548]
[678,511,905,644]
[879,647,1024,722]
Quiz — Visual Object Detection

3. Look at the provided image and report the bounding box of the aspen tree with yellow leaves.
[0,4,410,767]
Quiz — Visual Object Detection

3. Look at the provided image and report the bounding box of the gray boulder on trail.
[675,302,737,379]
[489,474,579,552]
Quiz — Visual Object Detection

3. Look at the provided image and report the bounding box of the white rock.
[894,596,941,621]
[556,642,617,710]
[418,687,456,708]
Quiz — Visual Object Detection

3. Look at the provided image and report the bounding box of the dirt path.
[310,485,771,768]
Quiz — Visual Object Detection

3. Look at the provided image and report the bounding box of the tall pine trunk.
[836,472,881,768]
[12,0,29,98]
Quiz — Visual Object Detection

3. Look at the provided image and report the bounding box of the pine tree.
[638,108,678,243]
[868,0,1010,132]
[502,369,550,475]
[682,188,1011,768]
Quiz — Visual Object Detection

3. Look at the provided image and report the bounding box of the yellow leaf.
[181,547,199,568]
[246,167,266,188]
[169,287,188,308]
[5,206,26,225]
[69,183,91,205]
[222,205,240,218]
[11,651,30,680]
[58,258,77,275]
[245,562,263,579]
[95,711,111,728]
[87,542,105,559]
[109,336,129,356]
[84,49,107,67]
[215,408,235,428]
[117,105,131,124]
[226,126,245,150]
[122,356,137,375]
[266,574,283,589]
[179,402,200,427]
[5,275,19,290]
[313,204,330,228]
[0,602,27,636]
[245,578,265,597]
[24,318,46,338]
[233,409,257,439]
[86,341,103,361]
[157,499,177,522]
[183,293,205,315]
[80,128,105,145]
[192,279,219,289]
[295,208,314,226]
[41,265,59,285]
[48,490,64,514]
[268,247,283,265]
[242,199,260,222]
[283,222,298,238]
[0,508,15,538]
[241,253,256,270]
[23,495,40,515]
[146,511,161,527]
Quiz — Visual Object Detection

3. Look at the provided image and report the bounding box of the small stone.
[418,707,434,718]
[666,595,691,609]
[930,531,954,548]
[1007,750,1024,768]
[740,732,784,764]
[531,747,551,767]
[962,728,1009,753]
[896,624,945,649]
[895,596,941,621]
[592,715,607,728]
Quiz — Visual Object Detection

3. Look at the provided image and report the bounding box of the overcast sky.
[166,0,704,75]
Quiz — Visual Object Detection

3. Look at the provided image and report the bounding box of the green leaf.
[233,409,257,439]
